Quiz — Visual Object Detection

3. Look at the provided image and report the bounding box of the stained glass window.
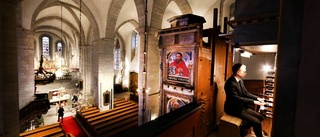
[115,39,121,70]
[42,36,50,56]
[57,42,63,55]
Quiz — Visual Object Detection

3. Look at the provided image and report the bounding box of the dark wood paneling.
[243,80,264,96]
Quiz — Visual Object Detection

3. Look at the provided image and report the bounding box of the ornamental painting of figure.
[167,51,193,84]
[167,98,186,113]
[168,52,190,77]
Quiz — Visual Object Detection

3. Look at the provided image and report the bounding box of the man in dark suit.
[224,63,265,137]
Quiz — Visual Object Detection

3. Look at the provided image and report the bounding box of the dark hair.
[176,52,182,56]
[232,63,243,75]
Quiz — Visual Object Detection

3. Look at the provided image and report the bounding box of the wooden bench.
[85,103,135,120]
[20,123,60,136]
[24,127,63,137]
[217,114,242,137]
[88,105,137,124]
[81,109,100,117]
[84,102,135,119]
[98,115,138,136]
[51,132,66,137]
[93,107,138,130]
[75,100,138,137]
[113,98,126,104]
[80,107,97,113]
[113,100,134,108]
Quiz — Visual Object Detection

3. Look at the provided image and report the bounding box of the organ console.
[157,14,224,136]
[258,69,276,135]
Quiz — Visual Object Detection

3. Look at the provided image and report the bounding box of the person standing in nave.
[57,106,64,123]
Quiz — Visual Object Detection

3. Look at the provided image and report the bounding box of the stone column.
[146,27,160,121]
[91,38,114,110]
[0,0,20,136]
[136,27,147,125]
[17,28,35,109]
[136,25,161,124]
[80,45,92,103]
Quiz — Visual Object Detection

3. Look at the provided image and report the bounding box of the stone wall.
[16,3,35,109]
[0,1,20,136]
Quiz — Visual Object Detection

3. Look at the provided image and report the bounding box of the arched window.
[56,41,63,55]
[131,31,138,61]
[115,39,121,70]
[42,36,50,56]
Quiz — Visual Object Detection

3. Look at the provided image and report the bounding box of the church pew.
[97,115,139,136]
[81,109,100,117]
[24,127,63,137]
[20,123,60,136]
[50,132,66,137]
[75,100,138,137]
[84,102,135,120]
[113,98,126,104]
[80,107,97,113]
[93,108,138,130]
[114,101,133,108]
[88,105,137,124]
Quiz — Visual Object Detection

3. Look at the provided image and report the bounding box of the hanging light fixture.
[55,5,64,79]
[141,0,148,124]
[79,0,82,47]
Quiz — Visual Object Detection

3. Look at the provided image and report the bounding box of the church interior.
[1,0,320,137]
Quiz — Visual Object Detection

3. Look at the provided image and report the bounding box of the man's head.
[232,63,247,79]
[175,52,182,62]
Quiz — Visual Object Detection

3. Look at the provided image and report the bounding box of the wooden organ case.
[158,14,231,136]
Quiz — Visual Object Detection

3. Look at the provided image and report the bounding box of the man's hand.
[254,100,265,106]
[257,97,264,102]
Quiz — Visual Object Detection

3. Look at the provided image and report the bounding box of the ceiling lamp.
[240,50,253,58]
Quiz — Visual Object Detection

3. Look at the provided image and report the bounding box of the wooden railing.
[115,103,202,137]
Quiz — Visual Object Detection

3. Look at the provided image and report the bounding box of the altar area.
[35,79,77,104]
[48,87,70,104]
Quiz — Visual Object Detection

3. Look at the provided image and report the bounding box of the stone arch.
[150,0,192,29]
[172,0,192,14]
[134,0,147,28]
[105,0,126,39]
[115,19,139,33]
[106,0,145,39]
[30,0,100,44]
